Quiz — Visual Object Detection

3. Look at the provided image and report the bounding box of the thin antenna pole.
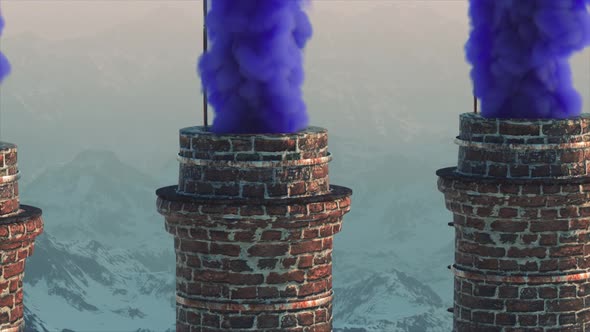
[203,0,209,127]
[473,95,477,114]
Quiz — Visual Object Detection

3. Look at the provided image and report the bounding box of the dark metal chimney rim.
[157,184,352,206]
[0,204,42,225]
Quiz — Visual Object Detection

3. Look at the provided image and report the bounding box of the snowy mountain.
[333,270,450,332]
[24,306,51,332]
[24,232,175,332]
[20,149,168,251]
[17,150,176,331]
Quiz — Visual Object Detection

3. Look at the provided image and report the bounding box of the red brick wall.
[157,127,352,332]
[438,113,590,331]
[0,143,19,216]
[177,126,330,199]
[0,143,43,332]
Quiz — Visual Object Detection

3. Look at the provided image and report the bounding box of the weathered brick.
[180,240,209,254]
[474,285,496,297]
[558,257,577,270]
[559,285,577,298]
[506,300,545,312]
[0,225,8,237]
[209,243,241,257]
[193,270,229,283]
[297,312,314,326]
[530,221,569,232]
[242,184,265,198]
[258,314,279,328]
[291,240,323,255]
[281,314,298,328]
[204,169,238,182]
[489,164,508,177]
[491,220,527,232]
[549,245,584,258]
[257,258,277,270]
[499,286,519,298]
[298,279,327,296]
[225,315,255,329]
[3,261,24,279]
[247,243,289,257]
[260,230,282,241]
[499,208,518,218]
[519,314,538,326]
[507,247,546,259]
[310,309,327,324]
[254,138,296,152]
[214,184,240,196]
[231,287,257,299]
[303,228,319,239]
[499,234,518,244]
[10,305,23,322]
[540,260,559,272]
[289,182,306,196]
[496,313,517,326]
[240,205,266,216]
[539,234,558,246]
[0,294,14,307]
[257,286,279,298]
[234,231,255,241]
[266,270,305,284]
[547,299,584,312]
[307,265,331,281]
[538,313,557,326]
[462,294,504,310]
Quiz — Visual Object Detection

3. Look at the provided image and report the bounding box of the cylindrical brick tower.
[438,113,590,331]
[156,126,352,332]
[0,143,43,332]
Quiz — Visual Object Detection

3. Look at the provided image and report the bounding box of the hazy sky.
[2,0,468,41]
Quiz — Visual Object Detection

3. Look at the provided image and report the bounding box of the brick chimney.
[437,113,590,330]
[156,126,352,331]
[0,143,43,332]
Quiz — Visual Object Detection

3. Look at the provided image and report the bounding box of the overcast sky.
[1,0,468,41]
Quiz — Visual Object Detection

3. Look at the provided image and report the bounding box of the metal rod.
[473,95,477,114]
[203,0,209,127]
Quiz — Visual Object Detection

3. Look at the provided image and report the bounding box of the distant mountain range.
[17,149,452,331]
[18,149,175,331]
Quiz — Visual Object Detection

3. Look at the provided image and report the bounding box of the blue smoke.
[198,0,312,134]
[466,0,590,118]
[0,8,11,84]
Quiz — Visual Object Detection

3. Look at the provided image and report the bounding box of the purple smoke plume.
[198,0,313,134]
[466,0,590,118]
[0,7,11,84]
